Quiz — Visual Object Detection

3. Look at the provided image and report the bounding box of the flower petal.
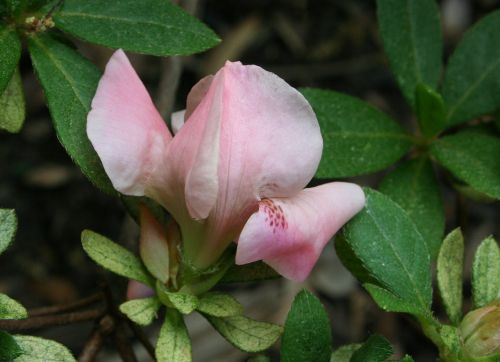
[126,280,155,300]
[87,49,172,196]
[171,110,185,134]
[185,75,214,120]
[235,182,365,281]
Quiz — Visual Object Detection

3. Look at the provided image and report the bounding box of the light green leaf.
[156,282,198,315]
[301,88,411,178]
[0,330,22,361]
[379,157,444,258]
[363,284,423,316]
[415,83,446,137]
[281,290,331,362]
[437,228,464,325]
[0,24,21,95]
[472,236,500,308]
[13,335,76,361]
[119,297,161,326]
[81,229,154,286]
[196,292,243,317]
[342,188,432,314]
[0,293,27,320]
[443,10,500,126]
[28,33,115,195]
[54,0,220,56]
[431,132,500,200]
[438,325,461,361]
[219,261,279,284]
[377,0,442,108]
[205,315,282,353]
[330,344,361,362]
[0,68,25,133]
[155,309,191,362]
[350,334,393,362]
[0,208,17,255]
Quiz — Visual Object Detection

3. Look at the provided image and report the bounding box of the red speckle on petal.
[260,198,288,233]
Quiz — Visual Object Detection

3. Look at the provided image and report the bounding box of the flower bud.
[460,300,500,361]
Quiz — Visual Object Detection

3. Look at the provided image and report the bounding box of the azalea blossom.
[87,49,365,282]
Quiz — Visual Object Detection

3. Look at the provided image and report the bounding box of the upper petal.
[87,49,172,196]
[235,182,365,281]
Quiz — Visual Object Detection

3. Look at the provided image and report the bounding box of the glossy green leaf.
[0,68,25,133]
[155,309,191,362]
[205,315,282,353]
[431,132,500,200]
[119,297,161,326]
[415,83,446,137]
[196,292,243,317]
[350,334,393,362]
[437,228,464,325]
[53,0,220,56]
[330,344,361,362]
[335,235,378,286]
[0,331,22,361]
[377,0,442,108]
[0,208,17,255]
[156,282,198,315]
[301,88,411,177]
[363,284,423,316]
[81,229,154,286]
[281,290,331,362]
[472,236,500,308]
[28,33,115,195]
[379,157,444,258]
[342,188,432,314]
[13,335,76,362]
[0,293,27,320]
[443,10,500,126]
[219,261,279,284]
[0,25,21,95]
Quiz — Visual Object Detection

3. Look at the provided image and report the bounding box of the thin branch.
[78,315,115,362]
[113,323,139,362]
[29,293,103,317]
[125,318,156,359]
[0,308,104,331]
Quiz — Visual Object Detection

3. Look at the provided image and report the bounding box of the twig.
[113,324,139,362]
[125,318,156,359]
[29,293,103,317]
[78,315,115,362]
[0,308,104,331]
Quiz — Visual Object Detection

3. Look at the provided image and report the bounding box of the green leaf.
[379,157,444,258]
[28,33,115,195]
[351,334,393,362]
[0,208,17,255]
[341,188,432,314]
[335,235,378,286]
[119,297,161,326]
[156,282,198,315]
[438,325,461,361]
[219,261,280,284]
[81,229,154,286]
[443,10,500,126]
[53,0,220,56]
[437,228,464,325]
[430,132,500,199]
[155,309,191,362]
[196,292,243,317]
[0,330,22,361]
[281,290,331,362]
[0,293,27,320]
[0,25,21,95]
[301,88,411,178]
[415,83,446,137]
[363,284,423,316]
[472,236,500,308]
[0,68,25,133]
[330,344,361,362]
[376,0,442,108]
[13,335,76,361]
[205,315,282,353]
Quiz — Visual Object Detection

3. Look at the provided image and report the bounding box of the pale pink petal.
[87,49,172,196]
[235,183,365,281]
[139,206,169,283]
[171,110,185,134]
[181,61,323,266]
[185,75,214,120]
[126,280,155,300]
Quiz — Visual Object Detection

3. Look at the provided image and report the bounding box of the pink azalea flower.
[87,50,365,282]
